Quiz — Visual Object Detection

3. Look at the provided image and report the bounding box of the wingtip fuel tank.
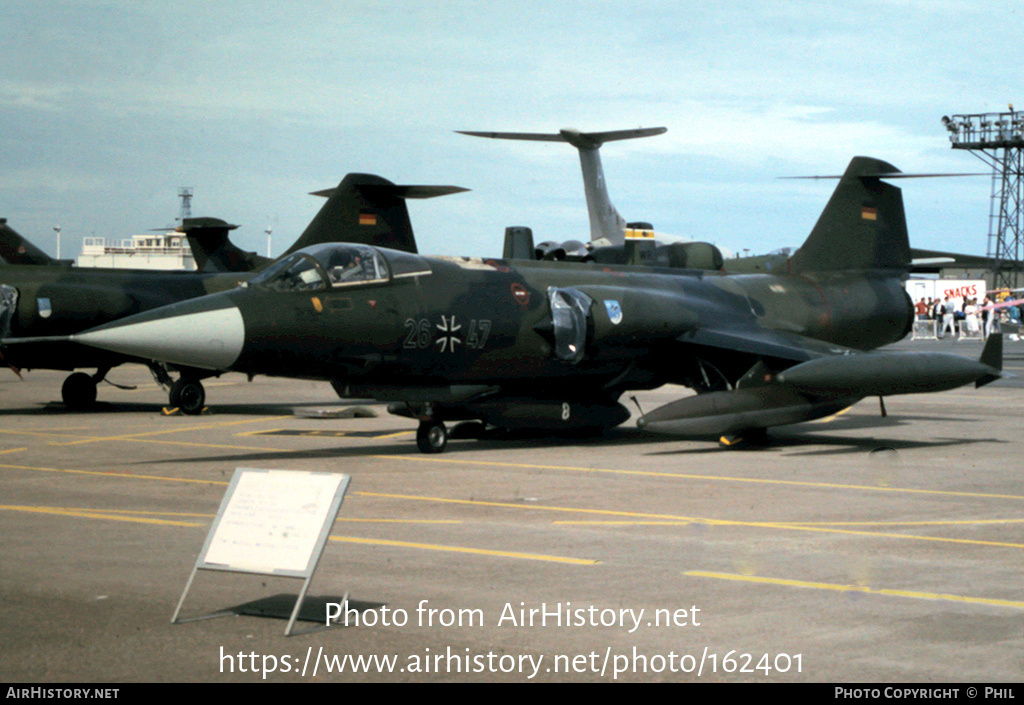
[775,339,1002,398]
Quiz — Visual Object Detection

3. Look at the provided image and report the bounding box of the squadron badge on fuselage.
[604,299,623,325]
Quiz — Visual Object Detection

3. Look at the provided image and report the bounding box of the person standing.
[964,298,980,337]
[982,296,996,338]
[939,297,955,339]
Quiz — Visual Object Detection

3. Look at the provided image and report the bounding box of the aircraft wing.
[677,327,856,363]
[640,325,1001,440]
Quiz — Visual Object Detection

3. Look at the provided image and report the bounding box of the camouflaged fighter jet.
[0,219,74,267]
[0,175,465,410]
[23,156,1002,451]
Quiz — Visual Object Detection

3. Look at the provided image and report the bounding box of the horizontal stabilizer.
[309,184,468,199]
[176,217,240,232]
[457,127,667,150]
[782,172,986,180]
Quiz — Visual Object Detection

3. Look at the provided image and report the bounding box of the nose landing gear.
[149,363,209,416]
[169,377,207,416]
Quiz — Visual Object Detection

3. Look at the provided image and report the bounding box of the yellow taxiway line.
[685,570,1024,610]
[378,454,1024,502]
[361,491,1024,550]
[329,535,598,565]
[0,503,591,565]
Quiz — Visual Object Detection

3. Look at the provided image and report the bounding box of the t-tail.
[0,219,71,266]
[787,156,912,274]
[282,173,468,256]
[180,217,269,273]
[458,127,667,246]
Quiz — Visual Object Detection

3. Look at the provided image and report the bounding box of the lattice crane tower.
[177,187,194,224]
[943,107,1024,290]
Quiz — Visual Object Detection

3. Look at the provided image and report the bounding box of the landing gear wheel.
[719,427,769,448]
[169,378,206,416]
[416,421,448,454]
[62,372,97,409]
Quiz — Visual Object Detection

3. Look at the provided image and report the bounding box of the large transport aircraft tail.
[458,127,667,247]
[283,173,468,256]
[787,156,912,274]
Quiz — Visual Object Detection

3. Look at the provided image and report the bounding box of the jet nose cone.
[72,295,245,371]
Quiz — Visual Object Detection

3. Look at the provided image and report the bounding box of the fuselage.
[0,264,247,371]
[67,244,914,401]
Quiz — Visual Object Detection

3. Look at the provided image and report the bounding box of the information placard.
[173,468,350,635]
[199,469,349,576]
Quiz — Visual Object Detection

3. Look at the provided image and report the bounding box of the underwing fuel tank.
[466,398,631,430]
[636,386,855,437]
[639,335,1002,437]
[388,397,631,430]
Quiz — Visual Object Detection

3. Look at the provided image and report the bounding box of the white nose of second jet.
[71,300,246,371]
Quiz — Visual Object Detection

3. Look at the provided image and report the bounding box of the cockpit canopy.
[249,243,431,292]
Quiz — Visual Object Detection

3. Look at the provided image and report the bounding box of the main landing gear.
[416,420,448,454]
[396,403,488,453]
[61,371,101,409]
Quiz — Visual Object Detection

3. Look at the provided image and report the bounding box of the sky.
[1,0,1021,262]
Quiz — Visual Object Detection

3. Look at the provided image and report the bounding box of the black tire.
[416,421,448,453]
[61,372,97,409]
[170,378,205,415]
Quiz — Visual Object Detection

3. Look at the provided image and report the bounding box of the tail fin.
[282,173,467,256]
[0,219,68,266]
[458,127,667,246]
[180,217,270,273]
[977,333,1002,388]
[788,157,912,273]
[503,226,535,260]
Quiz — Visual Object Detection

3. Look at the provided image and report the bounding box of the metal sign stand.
[171,468,350,636]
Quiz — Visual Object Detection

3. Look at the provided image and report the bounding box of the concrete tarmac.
[2,335,1023,683]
